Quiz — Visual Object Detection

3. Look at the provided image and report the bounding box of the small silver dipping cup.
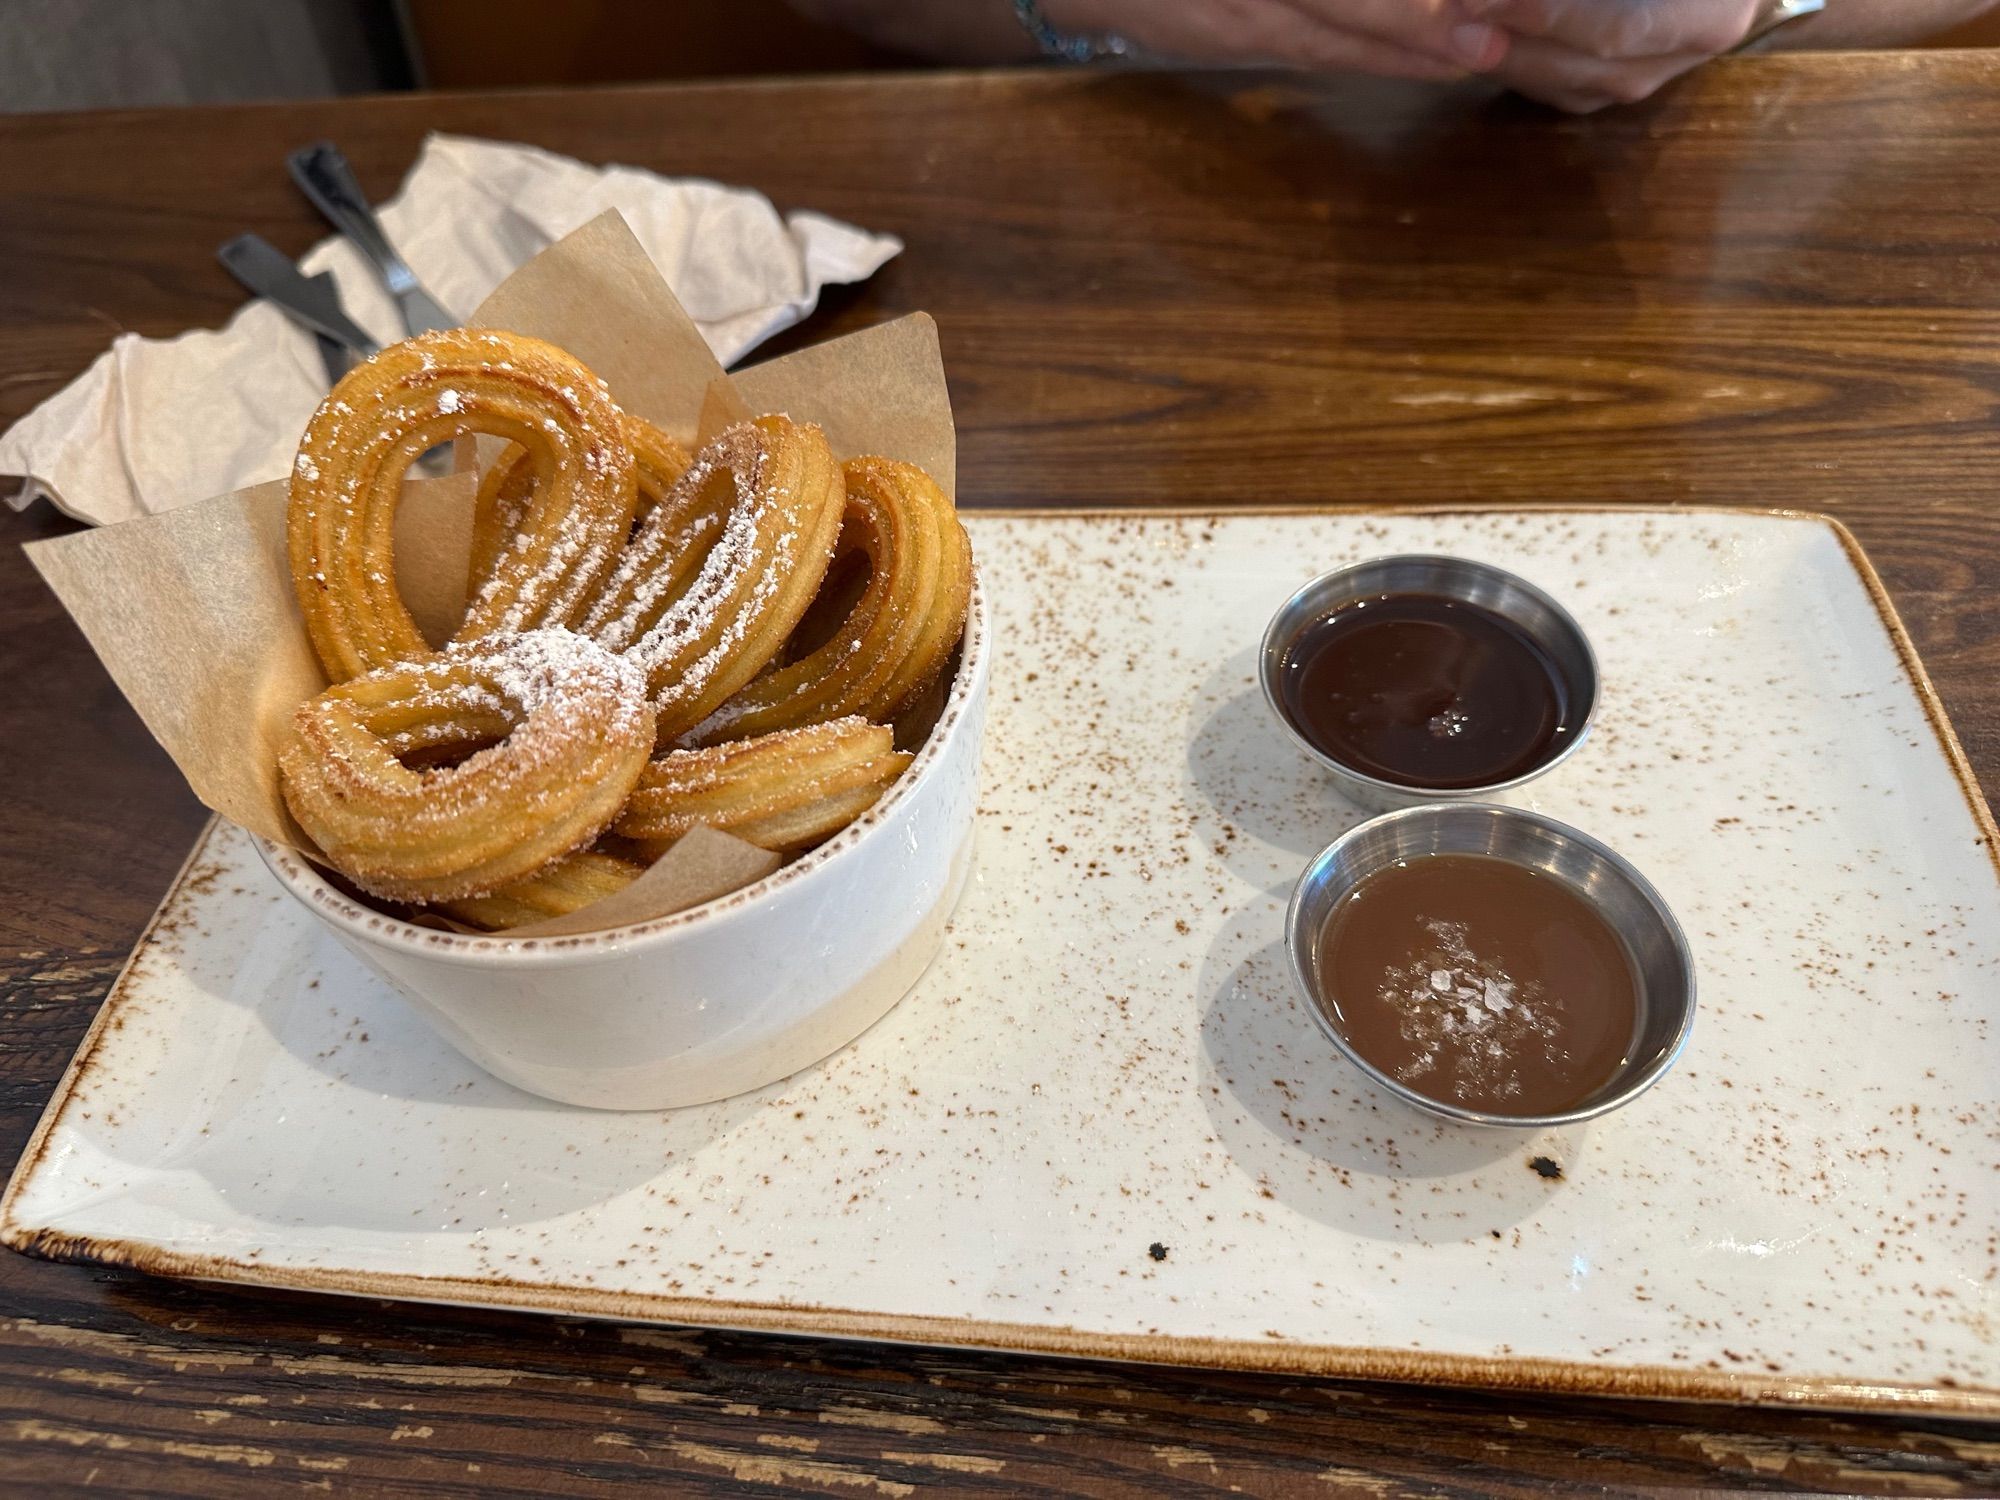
[1259,554,1599,812]
[1285,803,1695,1129]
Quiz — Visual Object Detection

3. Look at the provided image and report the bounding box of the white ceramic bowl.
[258,580,989,1111]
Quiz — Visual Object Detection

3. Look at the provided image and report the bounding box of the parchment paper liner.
[25,210,957,937]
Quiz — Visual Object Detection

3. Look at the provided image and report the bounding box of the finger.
[1469,0,1758,58]
[1285,24,1495,78]
[1282,0,1511,68]
[1491,34,1712,106]
[1151,3,1484,79]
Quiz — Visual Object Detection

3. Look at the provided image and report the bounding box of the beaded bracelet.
[1012,0,1137,62]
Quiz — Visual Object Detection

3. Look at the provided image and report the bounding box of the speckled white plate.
[7,508,1997,1415]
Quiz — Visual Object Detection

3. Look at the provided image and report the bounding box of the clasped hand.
[1045,0,1766,109]
[1471,0,1765,111]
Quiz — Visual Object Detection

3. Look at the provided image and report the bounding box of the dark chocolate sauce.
[1316,854,1639,1117]
[1280,593,1572,789]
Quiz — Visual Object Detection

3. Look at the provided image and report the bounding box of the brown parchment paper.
[467,212,729,447]
[25,470,477,851]
[398,472,480,643]
[21,207,957,934]
[731,313,955,498]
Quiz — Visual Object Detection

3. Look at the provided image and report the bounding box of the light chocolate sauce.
[1317,854,1640,1116]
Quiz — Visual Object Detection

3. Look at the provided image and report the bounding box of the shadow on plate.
[82,904,768,1238]
[1193,882,1593,1243]
[1182,648,1361,884]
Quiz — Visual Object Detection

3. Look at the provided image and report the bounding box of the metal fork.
[287,141,456,337]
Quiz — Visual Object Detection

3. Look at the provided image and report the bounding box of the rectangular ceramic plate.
[7,508,1997,1416]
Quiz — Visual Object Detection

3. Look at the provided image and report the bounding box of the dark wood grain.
[3,55,1999,1494]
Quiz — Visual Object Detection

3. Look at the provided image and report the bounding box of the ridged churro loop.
[691,457,972,744]
[615,716,910,855]
[438,850,645,932]
[289,328,637,682]
[279,629,655,903]
[469,413,692,608]
[580,415,846,742]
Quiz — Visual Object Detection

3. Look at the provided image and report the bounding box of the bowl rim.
[1284,801,1697,1129]
[257,571,989,968]
[1258,553,1600,801]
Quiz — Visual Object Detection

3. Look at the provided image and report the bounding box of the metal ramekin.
[1259,555,1599,813]
[1285,803,1695,1129]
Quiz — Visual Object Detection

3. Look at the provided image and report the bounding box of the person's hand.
[1042,0,1512,80]
[1469,0,1761,110]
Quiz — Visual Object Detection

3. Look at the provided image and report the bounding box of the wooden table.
[4,54,1998,1495]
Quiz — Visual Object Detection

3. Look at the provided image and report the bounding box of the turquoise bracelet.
[1012,0,1137,62]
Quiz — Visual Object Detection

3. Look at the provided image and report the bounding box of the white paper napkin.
[0,133,901,526]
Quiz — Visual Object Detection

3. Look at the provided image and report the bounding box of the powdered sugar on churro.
[647,715,874,791]
[369,628,649,773]
[590,425,772,655]
[583,420,836,732]
[466,411,634,634]
[281,626,655,903]
[290,328,638,676]
[477,628,647,729]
